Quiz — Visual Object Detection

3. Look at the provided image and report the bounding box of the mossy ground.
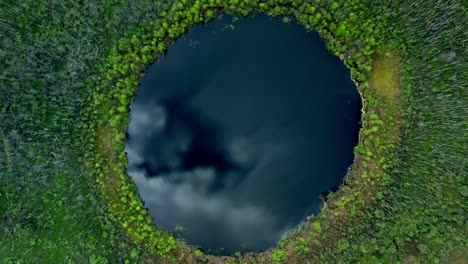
[369,51,403,102]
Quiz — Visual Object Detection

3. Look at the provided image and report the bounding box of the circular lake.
[125,14,361,255]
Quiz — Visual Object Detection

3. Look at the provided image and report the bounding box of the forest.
[0,0,466,263]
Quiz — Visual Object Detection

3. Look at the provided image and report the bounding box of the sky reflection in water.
[125,14,361,255]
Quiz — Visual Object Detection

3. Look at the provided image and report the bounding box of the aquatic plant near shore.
[90,0,400,262]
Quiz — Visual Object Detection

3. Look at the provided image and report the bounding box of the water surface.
[125,14,361,255]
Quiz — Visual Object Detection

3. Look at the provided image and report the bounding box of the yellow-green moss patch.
[369,50,403,101]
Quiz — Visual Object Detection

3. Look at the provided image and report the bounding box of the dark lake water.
[125,14,361,255]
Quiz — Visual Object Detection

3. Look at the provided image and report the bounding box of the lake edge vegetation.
[1,0,466,263]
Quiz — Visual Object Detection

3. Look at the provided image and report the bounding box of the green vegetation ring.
[90,0,400,262]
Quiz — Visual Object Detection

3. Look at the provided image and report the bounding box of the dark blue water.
[125,14,361,255]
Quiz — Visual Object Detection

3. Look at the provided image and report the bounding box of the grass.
[0,0,170,262]
[369,51,403,101]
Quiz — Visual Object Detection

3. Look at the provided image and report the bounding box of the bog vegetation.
[0,0,465,263]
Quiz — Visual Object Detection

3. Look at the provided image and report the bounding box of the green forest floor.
[1,0,466,263]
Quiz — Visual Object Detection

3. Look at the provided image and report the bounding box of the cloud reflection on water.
[124,14,360,255]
